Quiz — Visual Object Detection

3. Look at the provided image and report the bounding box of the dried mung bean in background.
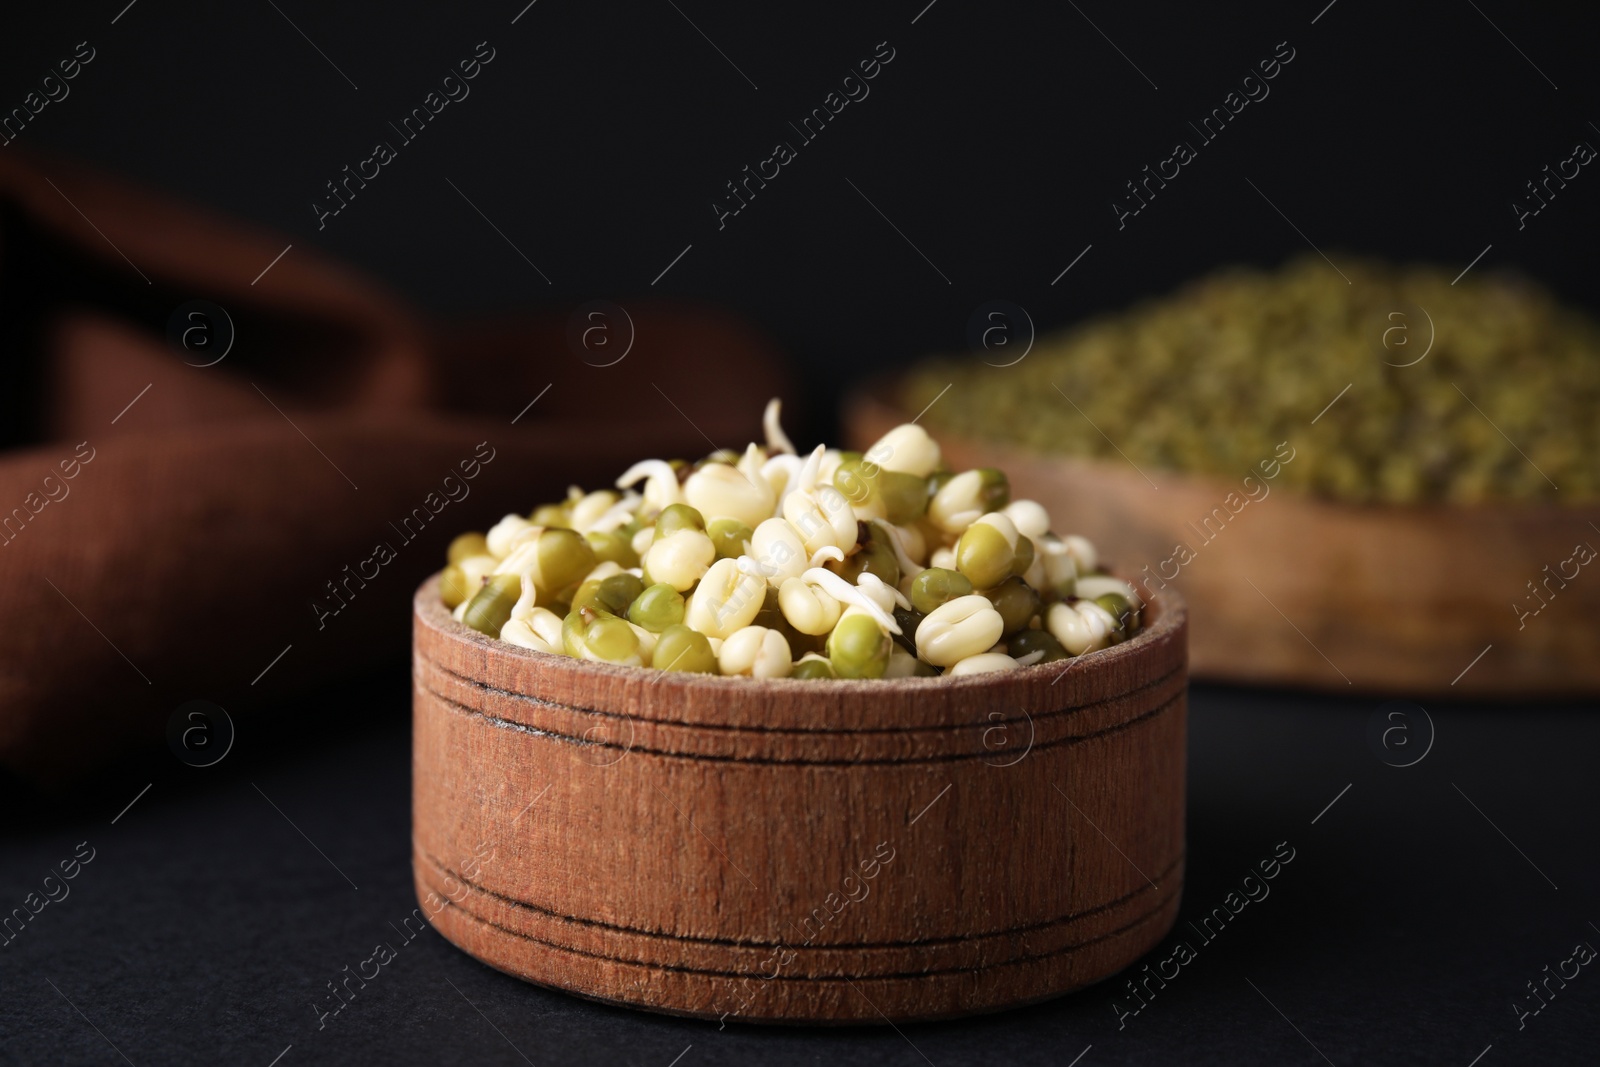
[904,257,1600,502]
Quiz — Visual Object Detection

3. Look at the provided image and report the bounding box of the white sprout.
[808,545,846,568]
[743,518,808,585]
[486,514,539,559]
[948,652,1021,676]
[801,567,901,635]
[763,397,797,455]
[793,443,827,496]
[737,442,768,487]
[615,459,683,512]
[761,452,803,510]
[684,461,774,528]
[1047,600,1117,656]
[816,449,848,489]
[783,484,856,556]
[580,561,625,585]
[1075,574,1142,608]
[500,619,557,654]
[581,492,642,535]
[509,564,539,622]
[857,570,911,612]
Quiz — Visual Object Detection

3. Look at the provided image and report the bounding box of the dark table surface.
[2,672,1594,1067]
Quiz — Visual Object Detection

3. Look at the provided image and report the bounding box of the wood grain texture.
[412,576,1188,1024]
[846,386,1600,698]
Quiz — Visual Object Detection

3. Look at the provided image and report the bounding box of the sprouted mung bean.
[438,400,1143,678]
[904,257,1600,503]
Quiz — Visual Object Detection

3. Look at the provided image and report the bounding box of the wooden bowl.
[846,386,1600,698]
[412,575,1188,1024]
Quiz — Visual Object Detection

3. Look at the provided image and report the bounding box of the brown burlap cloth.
[0,152,793,787]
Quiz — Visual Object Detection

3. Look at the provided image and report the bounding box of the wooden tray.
[412,575,1188,1024]
[846,386,1600,698]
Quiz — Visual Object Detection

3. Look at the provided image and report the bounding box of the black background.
[3,1,1599,1064]
[4,0,1600,430]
